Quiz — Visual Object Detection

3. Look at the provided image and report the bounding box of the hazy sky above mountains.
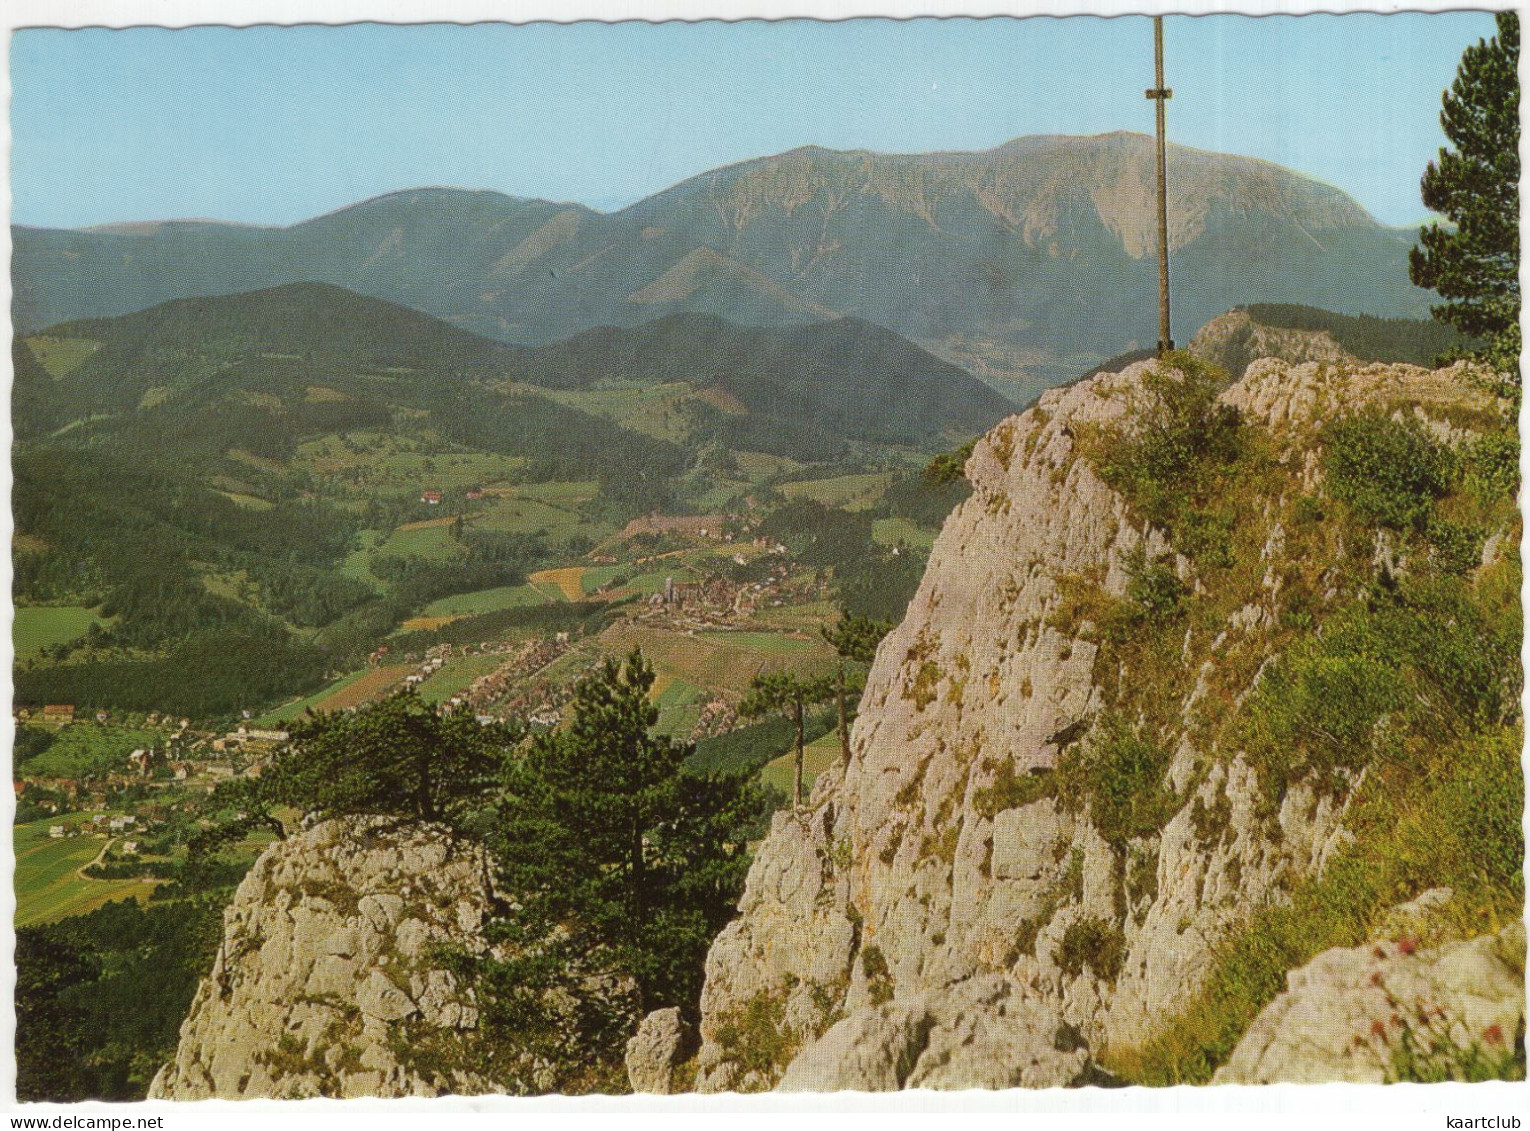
[11,12,1497,230]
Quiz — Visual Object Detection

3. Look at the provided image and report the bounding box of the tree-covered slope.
[505,313,1013,445]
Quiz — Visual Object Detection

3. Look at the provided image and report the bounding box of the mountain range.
[15,282,1006,452]
[13,131,1431,404]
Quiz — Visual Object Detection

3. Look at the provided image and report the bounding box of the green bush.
[1058,713,1177,850]
[1094,353,1242,534]
[860,944,895,1004]
[1426,517,1486,575]
[1321,411,1453,529]
[973,762,1056,819]
[1056,917,1126,982]
[1461,429,1520,502]
[1125,548,1188,621]
[923,438,978,487]
[1242,636,1407,800]
[1175,506,1236,568]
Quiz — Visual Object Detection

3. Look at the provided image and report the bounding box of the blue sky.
[10,12,1498,230]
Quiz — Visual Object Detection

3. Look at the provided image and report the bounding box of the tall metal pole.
[1146,16,1174,354]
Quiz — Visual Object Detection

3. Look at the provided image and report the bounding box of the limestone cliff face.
[687,356,1510,1092]
[152,818,515,1099]
[1189,309,1356,379]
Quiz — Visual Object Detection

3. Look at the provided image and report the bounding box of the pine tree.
[488,650,768,1030]
[822,612,893,766]
[265,687,517,827]
[740,670,837,807]
[1409,12,1520,377]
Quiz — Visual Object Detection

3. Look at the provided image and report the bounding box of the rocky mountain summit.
[152,818,529,1099]
[146,353,1519,1098]
[645,352,1520,1092]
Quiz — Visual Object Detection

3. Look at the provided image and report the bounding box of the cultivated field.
[14,606,102,659]
[417,654,506,704]
[759,732,841,798]
[18,725,171,780]
[600,622,837,693]
[780,471,895,510]
[529,567,585,602]
[305,664,414,713]
[13,817,158,928]
[418,584,551,618]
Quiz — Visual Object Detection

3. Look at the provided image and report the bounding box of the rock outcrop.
[152,817,520,1099]
[1215,921,1526,1085]
[625,1008,693,1094]
[1190,308,1356,379]
[678,355,1514,1092]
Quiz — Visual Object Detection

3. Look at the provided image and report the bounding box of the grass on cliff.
[1084,350,1245,543]
[1105,721,1524,1086]
[1102,394,1523,1086]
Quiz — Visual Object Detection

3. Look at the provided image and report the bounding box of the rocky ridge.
[1189,308,1356,379]
[152,817,532,1099]
[671,354,1512,1092]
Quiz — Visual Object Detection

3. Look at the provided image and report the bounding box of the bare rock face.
[777,978,1090,1092]
[1215,921,1526,1085]
[151,817,519,1099]
[685,356,1514,1092]
[625,1008,692,1094]
[1189,309,1356,379]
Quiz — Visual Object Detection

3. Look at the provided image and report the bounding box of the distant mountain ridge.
[17,282,1006,453]
[14,133,1431,399]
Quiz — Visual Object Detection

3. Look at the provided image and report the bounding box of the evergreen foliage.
[1409,12,1521,376]
[741,669,838,806]
[923,438,978,486]
[265,688,520,826]
[884,469,972,527]
[1320,410,1454,530]
[686,709,837,778]
[1245,304,1477,367]
[837,547,929,624]
[822,611,893,763]
[16,899,225,1101]
[485,651,769,1044]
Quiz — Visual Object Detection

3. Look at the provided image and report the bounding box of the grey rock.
[626,1008,691,1093]
[1215,921,1525,1085]
[690,358,1506,1091]
[778,1004,932,1092]
[992,802,1061,881]
[150,817,513,1099]
[358,893,404,933]
[357,969,416,1022]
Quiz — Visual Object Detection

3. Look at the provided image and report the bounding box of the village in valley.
[12,459,935,929]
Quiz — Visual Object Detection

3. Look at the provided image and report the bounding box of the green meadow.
[14,606,103,659]
[418,584,550,618]
[13,817,158,928]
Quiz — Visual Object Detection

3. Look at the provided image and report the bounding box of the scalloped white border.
[1,0,1524,1122]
